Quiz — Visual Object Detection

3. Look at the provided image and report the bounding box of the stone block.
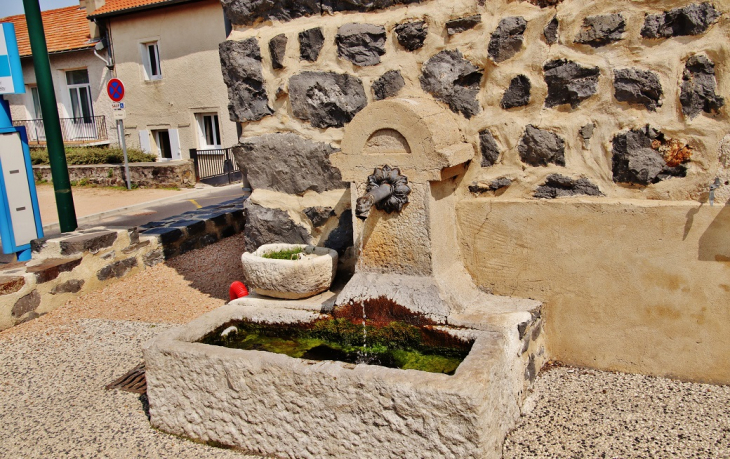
[518,125,565,167]
[534,174,603,199]
[12,290,40,318]
[26,257,83,283]
[613,68,663,111]
[479,129,501,167]
[60,231,117,255]
[122,240,151,254]
[680,55,725,119]
[289,71,367,128]
[641,3,719,38]
[574,14,625,47]
[612,126,688,185]
[304,206,335,227]
[543,59,600,108]
[96,257,138,281]
[269,33,287,69]
[372,70,405,101]
[394,20,427,51]
[336,23,386,66]
[233,133,345,195]
[488,17,527,63]
[171,220,207,236]
[243,201,311,252]
[51,279,85,295]
[298,28,324,62]
[142,227,184,245]
[544,16,559,44]
[0,276,25,295]
[219,38,273,122]
[446,14,481,35]
[501,75,531,109]
[220,0,321,26]
[420,49,482,119]
[144,248,165,267]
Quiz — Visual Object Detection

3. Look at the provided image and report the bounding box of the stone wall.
[221,0,730,382]
[33,160,195,189]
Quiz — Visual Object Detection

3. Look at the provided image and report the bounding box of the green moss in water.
[200,318,474,375]
[261,247,303,260]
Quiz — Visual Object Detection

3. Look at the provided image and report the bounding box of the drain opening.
[106,362,146,394]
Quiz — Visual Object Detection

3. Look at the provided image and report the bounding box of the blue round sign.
[107,78,125,102]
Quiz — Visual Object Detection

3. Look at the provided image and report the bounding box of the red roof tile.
[89,0,188,18]
[0,6,94,57]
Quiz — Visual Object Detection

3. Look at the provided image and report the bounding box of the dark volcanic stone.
[613,68,663,111]
[372,70,405,100]
[641,2,720,38]
[51,279,84,295]
[299,28,324,62]
[501,75,531,109]
[336,23,387,66]
[12,290,40,318]
[518,125,565,167]
[544,59,600,108]
[269,34,287,69]
[680,55,725,119]
[221,0,321,25]
[580,123,594,147]
[322,0,421,14]
[534,174,603,198]
[243,201,311,252]
[469,177,512,194]
[420,49,482,118]
[142,227,183,245]
[526,0,563,7]
[488,17,527,63]
[446,15,481,35]
[26,257,83,283]
[233,133,346,195]
[612,126,687,185]
[395,21,427,51]
[324,210,354,256]
[575,14,625,47]
[60,231,117,255]
[97,258,138,281]
[479,129,501,167]
[219,38,273,122]
[289,71,367,128]
[544,16,559,44]
[304,206,335,227]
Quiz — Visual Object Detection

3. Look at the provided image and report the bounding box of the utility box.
[0,126,43,259]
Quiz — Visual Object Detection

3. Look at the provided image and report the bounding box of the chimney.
[84,0,106,40]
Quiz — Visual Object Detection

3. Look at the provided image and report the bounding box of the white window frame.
[65,68,94,122]
[140,40,162,81]
[195,113,222,150]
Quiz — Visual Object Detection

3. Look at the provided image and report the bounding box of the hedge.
[30,147,157,165]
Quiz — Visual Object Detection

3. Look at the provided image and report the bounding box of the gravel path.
[1,232,729,458]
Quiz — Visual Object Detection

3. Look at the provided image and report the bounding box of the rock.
[97,258,138,281]
[0,275,25,295]
[479,129,501,167]
[534,174,602,198]
[299,28,324,62]
[304,206,335,227]
[488,17,527,63]
[269,34,287,69]
[420,49,482,119]
[322,0,421,14]
[243,202,311,252]
[518,125,566,167]
[220,0,321,25]
[544,16,559,44]
[612,126,688,185]
[613,68,663,111]
[233,133,345,195]
[219,38,273,122]
[12,290,40,318]
[60,231,117,255]
[574,14,625,47]
[501,75,531,109]
[289,71,367,128]
[26,257,83,283]
[543,59,600,108]
[394,21,427,51]
[446,15,481,35]
[580,123,594,148]
[641,3,720,38]
[526,0,563,7]
[372,70,405,100]
[336,23,387,66]
[324,210,354,256]
[51,279,85,295]
[680,55,725,119]
[469,177,512,194]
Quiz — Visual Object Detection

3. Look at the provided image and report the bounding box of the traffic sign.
[113,109,126,120]
[107,78,125,102]
[112,102,125,110]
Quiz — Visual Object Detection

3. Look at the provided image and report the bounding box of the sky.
[0,0,79,19]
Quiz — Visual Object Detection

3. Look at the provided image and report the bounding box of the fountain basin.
[143,300,534,458]
[240,243,337,299]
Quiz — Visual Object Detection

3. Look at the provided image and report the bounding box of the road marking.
[188,199,202,209]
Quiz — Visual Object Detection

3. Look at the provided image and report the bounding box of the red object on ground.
[229,281,249,300]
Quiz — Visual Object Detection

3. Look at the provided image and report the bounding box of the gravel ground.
[1,232,729,458]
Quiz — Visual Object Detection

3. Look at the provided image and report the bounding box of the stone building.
[220,0,730,384]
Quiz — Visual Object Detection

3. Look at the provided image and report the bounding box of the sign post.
[107,78,130,190]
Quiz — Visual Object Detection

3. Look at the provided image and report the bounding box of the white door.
[66,69,95,140]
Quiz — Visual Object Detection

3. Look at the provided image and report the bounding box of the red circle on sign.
[107,78,125,102]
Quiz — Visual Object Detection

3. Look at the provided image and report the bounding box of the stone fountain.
[144,99,546,458]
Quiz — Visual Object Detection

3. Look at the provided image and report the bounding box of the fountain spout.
[355,165,411,219]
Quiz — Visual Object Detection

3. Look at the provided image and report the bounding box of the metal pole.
[22,0,77,232]
[117,119,131,189]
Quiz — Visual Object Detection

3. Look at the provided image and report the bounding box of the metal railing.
[12,115,108,145]
[190,147,241,185]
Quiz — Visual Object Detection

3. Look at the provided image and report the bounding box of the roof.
[88,0,198,18]
[0,6,94,57]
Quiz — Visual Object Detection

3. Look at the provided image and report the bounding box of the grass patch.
[31,146,157,165]
[261,247,304,260]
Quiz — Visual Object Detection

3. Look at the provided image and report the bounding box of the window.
[29,86,41,119]
[153,129,172,159]
[142,41,161,80]
[196,113,221,149]
[65,69,94,123]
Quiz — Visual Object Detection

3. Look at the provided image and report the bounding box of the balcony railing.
[12,115,108,145]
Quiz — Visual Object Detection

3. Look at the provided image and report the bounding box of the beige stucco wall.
[109,0,237,160]
[6,49,118,145]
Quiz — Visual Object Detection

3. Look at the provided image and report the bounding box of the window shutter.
[138,130,151,153]
[169,129,181,160]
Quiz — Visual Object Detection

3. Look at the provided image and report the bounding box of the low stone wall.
[0,227,164,330]
[32,160,195,189]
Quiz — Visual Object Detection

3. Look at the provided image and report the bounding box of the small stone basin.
[241,243,337,299]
